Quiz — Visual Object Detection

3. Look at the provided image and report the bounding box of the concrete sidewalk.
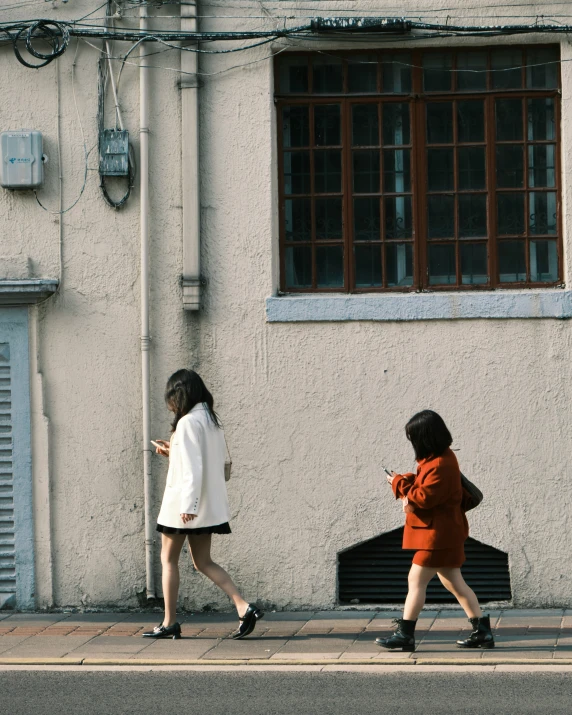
[0,609,571,666]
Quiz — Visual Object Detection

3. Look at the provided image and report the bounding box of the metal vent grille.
[338,527,511,604]
[0,344,15,608]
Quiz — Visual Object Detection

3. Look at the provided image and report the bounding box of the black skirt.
[156,522,232,536]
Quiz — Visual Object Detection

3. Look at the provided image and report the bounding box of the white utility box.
[0,130,44,189]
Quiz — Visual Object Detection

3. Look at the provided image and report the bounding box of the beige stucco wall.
[1,1,571,610]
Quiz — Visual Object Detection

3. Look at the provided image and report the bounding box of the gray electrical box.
[0,130,44,189]
[99,129,129,177]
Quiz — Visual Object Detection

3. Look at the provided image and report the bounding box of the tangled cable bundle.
[10,20,70,69]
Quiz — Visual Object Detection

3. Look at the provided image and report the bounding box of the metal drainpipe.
[140,3,155,600]
[181,0,201,311]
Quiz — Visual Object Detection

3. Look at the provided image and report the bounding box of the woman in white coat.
[142,369,263,640]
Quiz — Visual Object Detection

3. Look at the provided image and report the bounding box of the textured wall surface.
[1,1,571,610]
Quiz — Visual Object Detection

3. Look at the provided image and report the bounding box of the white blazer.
[157,403,231,530]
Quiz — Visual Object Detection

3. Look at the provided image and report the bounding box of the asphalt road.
[1,670,572,715]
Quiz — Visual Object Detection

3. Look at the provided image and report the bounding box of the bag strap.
[223,430,232,464]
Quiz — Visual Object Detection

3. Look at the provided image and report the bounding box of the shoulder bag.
[460,472,483,511]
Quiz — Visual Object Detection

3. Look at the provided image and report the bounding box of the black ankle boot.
[457,615,495,649]
[375,618,416,652]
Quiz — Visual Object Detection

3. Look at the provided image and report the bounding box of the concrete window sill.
[0,279,58,306]
[266,290,572,322]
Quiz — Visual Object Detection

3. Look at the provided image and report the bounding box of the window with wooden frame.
[275,46,561,293]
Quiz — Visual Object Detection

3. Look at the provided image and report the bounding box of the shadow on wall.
[338,527,511,605]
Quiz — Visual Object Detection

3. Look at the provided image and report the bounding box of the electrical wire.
[34,40,94,215]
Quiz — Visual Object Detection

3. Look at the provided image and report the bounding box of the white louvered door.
[0,343,15,608]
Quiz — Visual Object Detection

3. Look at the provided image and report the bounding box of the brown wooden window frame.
[275,46,562,294]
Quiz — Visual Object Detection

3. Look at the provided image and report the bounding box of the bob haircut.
[165,369,221,431]
[405,410,453,461]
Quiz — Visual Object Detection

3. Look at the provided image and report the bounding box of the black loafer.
[231,605,264,639]
[142,622,182,640]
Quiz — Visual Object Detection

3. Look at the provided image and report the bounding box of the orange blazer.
[391,448,469,551]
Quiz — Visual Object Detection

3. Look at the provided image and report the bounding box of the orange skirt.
[412,545,465,568]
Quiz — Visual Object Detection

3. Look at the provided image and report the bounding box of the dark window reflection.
[496,99,523,141]
[429,244,456,285]
[353,150,380,193]
[283,106,309,147]
[285,199,311,241]
[385,196,412,239]
[355,244,382,287]
[496,145,524,188]
[354,197,380,241]
[457,52,487,91]
[383,103,410,145]
[348,55,378,93]
[461,243,488,284]
[458,101,485,143]
[314,105,341,146]
[386,243,413,286]
[459,194,487,238]
[491,49,522,89]
[352,105,379,146]
[428,149,454,191]
[427,195,455,238]
[382,53,412,93]
[497,193,525,235]
[315,150,342,193]
[286,246,312,287]
[423,53,452,91]
[316,245,344,287]
[313,58,343,93]
[498,240,526,282]
[316,198,342,240]
[284,151,310,194]
[458,147,486,190]
[530,240,558,282]
[427,103,453,144]
[279,57,309,93]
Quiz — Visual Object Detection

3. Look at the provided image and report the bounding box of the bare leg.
[187,534,250,617]
[161,533,186,627]
[437,568,482,619]
[403,564,438,621]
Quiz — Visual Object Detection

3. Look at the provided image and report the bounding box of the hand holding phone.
[151,439,170,457]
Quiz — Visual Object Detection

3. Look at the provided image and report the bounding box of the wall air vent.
[338,527,511,604]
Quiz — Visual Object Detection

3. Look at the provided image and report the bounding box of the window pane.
[428,148,454,191]
[354,244,382,287]
[497,193,525,235]
[383,103,410,145]
[282,106,309,147]
[316,198,342,240]
[459,194,487,238]
[279,56,309,93]
[427,195,455,238]
[283,151,310,194]
[526,47,559,89]
[498,241,526,282]
[383,149,411,193]
[530,240,558,282]
[496,99,523,141]
[461,243,488,285]
[529,145,556,188]
[458,147,486,190]
[529,192,557,235]
[457,101,485,143]
[315,150,342,193]
[385,196,412,239]
[496,145,524,188]
[386,243,413,286]
[285,246,312,287]
[314,105,341,146]
[457,52,487,91]
[285,199,311,241]
[528,98,555,141]
[316,245,344,288]
[426,103,453,144]
[382,53,412,93]
[312,57,342,93]
[353,150,380,193]
[352,105,379,146]
[348,55,377,93]
[423,53,452,91]
[354,197,380,241]
[491,49,522,89]
[429,244,456,285]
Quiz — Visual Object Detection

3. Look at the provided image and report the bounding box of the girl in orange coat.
[376,410,494,652]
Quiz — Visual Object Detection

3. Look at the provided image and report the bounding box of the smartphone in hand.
[150,440,163,450]
[382,466,393,477]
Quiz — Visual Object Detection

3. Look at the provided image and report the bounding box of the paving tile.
[1,614,69,624]
[202,638,288,660]
[132,638,219,660]
[0,635,95,658]
[0,614,11,622]
[65,636,151,654]
[500,609,563,617]
[275,636,354,656]
[0,635,33,654]
[263,612,314,622]
[270,651,342,660]
[310,611,375,621]
[60,613,130,626]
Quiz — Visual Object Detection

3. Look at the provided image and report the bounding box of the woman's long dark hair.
[165,369,221,431]
[405,410,452,461]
